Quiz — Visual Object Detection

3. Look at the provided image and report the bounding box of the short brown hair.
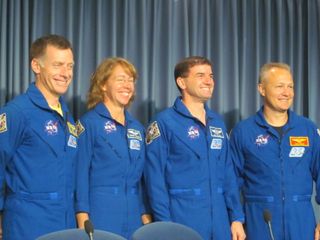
[30,34,73,63]
[174,56,212,92]
[87,57,137,109]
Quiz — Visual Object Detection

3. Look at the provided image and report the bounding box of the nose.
[282,86,293,96]
[204,75,214,85]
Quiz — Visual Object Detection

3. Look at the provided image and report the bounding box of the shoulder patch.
[0,113,8,133]
[146,121,160,144]
[67,122,78,137]
[76,120,85,136]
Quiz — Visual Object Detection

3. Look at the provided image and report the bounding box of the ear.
[176,77,186,90]
[258,83,265,97]
[101,83,107,92]
[31,59,41,74]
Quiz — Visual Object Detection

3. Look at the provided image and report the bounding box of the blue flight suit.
[75,102,146,239]
[144,97,244,240]
[0,83,77,240]
[230,107,320,240]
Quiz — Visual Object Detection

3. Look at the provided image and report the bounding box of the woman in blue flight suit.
[75,58,151,238]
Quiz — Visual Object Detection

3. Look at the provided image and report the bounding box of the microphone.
[84,219,94,240]
[263,209,275,240]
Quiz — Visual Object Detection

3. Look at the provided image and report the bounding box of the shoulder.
[1,94,31,118]
[231,114,257,137]
[290,112,318,133]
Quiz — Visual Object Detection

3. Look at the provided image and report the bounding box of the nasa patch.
[188,126,200,139]
[255,134,269,146]
[104,121,117,133]
[44,120,59,136]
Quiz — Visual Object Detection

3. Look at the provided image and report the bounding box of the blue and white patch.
[68,135,77,148]
[45,120,59,136]
[317,129,320,137]
[210,138,223,149]
[0,113,7,133]
[130,139,141,150]
[289,147,305,158]
[209,127,224,138]
[255,134,269,146]
[127,129,142,140]
[188,126,200,139]
[104,121,117,133]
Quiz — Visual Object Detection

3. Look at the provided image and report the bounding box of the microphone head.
[84,219,94,234]
[263,209,272,223]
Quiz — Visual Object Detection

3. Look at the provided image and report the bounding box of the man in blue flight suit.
[230,62,320,240]
[0,35,77,239]
[145,56,246,240]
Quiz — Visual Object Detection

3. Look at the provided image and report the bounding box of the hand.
[231,221,246,240]
[141,214,153,224]
[76,212,89,229]
[315,223,320,240]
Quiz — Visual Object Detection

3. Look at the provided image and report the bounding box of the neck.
[181,98,206,125]
[263,107,288,127]
[35,81,60,107]
[104,101,125,125]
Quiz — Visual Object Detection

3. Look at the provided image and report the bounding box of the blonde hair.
[259,62,291,84]
[87,57,137,109]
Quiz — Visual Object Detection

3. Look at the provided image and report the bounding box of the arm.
[76,212,89,229]
[144,121,171,221]
[0,107,24,237]
[228,128,247,239]
[311,127,320,240]
[223,128,245,222]
[231,221,246,240]
[315,223,320,240]
[75,120,93,223]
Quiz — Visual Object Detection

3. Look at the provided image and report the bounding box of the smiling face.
[102,64,135,108]
[32,45,74,101]
[177,64,214,103]
[258,67,294,113]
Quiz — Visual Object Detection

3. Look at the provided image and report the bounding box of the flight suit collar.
[26,82,70,119]
[94,102,135,126]
[255,106,296,137]
[173,97,214,121]
[171,97,220,158]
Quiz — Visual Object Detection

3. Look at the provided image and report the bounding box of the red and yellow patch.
[289,136,309,146]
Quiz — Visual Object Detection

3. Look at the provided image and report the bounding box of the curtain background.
[1,0,319,217]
